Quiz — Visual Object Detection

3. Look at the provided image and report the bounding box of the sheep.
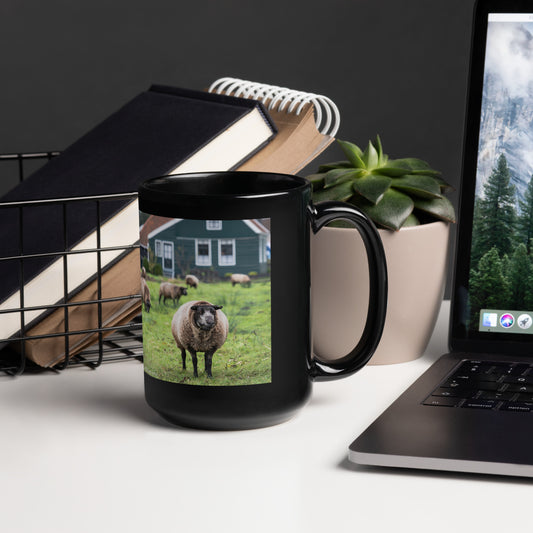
[159,282,188,306]
[230,273,251,287]
[185,274,199,289]
[171,300,229,378]
[140,267,151,312]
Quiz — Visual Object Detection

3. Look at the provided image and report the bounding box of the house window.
[206,220,222,230]
[218,239,236,266]
[195,239,212,266]
[163,242,173,271]
[155,240,162,257]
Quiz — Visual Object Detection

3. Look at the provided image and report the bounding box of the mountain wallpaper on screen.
[476,21,533,200]
[469,20,533,330]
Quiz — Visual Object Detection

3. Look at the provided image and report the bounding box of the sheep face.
[191,304,223,331]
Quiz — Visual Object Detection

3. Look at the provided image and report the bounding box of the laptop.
[348,0,533,477]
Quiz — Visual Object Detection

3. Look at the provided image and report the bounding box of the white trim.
[155,239,162,258]
[259,235,267,263]
[218,239,236,266]
[195,239,212,266]
[148,218,183,240]
[243,219,269,235]
[162,240,174,275]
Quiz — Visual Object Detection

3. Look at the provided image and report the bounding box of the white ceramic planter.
[311,221,450,365]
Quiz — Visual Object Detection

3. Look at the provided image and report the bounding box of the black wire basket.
[0,152,143,376]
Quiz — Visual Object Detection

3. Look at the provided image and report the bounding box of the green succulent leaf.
[413,196,456,223]
[307,173,326,190]
[362,140,379,169]
[318,160,352,172]
[351,173,392,204]
[388,158,440,175]
[374,135,384,164]
[337,140,365,168]
[313,180,355,202]
[388,158,434,171]
[373,165,411,177]
[434,176,455,193]
[391,174,442,199]
[351,188,414,230]
[407,169,442,178]
[402,213,421,227]
[308,136,455,229]
[324,168,365,188]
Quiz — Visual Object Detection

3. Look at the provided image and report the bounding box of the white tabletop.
[2,299,532,533]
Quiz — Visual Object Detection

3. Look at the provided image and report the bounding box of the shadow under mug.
[138,171,387,430]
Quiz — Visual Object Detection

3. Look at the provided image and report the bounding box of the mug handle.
[308,201,388,381]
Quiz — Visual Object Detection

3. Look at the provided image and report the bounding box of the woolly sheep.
[185,274,199,289]
[140,267,151,312]
[159,282,188,306]
[230,273,251,287]
[171,300,229,378]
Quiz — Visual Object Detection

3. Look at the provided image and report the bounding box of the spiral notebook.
[208,78,340,174]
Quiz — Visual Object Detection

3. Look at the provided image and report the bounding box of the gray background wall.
[0,0,476,292]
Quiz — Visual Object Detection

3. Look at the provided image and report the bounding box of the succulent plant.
[308,136,456,230]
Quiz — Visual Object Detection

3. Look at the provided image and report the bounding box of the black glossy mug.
[138,171,387,430]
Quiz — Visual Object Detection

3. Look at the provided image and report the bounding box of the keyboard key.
[474,373,502,382]
[516,393,533,402]
[506,364,531,376]
[431,387,473,398]
[453,374,474,381]
[503,375,533,385]
[506,384,533,394]
[441,379,486,389]
[478,391,516,401]
[500,402,533,412]
[472,381,502,391]
[461,399,497,409]
[423,397,462,407]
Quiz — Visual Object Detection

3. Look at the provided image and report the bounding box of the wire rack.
[0,152,143,376]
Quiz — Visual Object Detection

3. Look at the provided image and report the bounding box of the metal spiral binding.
[208,77,341,137]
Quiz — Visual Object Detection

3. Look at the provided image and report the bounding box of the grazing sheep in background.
[185,274,199,289]
[159,282,188,306]
[141,267,151,312]
[230,273,251,287]
[171,300,229,378]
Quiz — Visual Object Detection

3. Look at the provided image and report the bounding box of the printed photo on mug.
[139,213,272,386]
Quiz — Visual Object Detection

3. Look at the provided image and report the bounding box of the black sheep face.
[191,304,223,331]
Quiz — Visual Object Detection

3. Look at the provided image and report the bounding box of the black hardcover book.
[0,84,276,342]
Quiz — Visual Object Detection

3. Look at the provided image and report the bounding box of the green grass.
[142,276,271,386]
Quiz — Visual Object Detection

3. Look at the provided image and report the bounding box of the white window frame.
[155,239,162,257]
[162,241,174,273]
[195,239,212,266]
[206,220,222,231]
[218,239,236,266]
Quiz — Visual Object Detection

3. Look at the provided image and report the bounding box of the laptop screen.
[452,3,533,350]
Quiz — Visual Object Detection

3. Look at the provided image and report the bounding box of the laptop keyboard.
[423,360,533,412]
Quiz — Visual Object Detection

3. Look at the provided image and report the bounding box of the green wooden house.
[145,217,270,279]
